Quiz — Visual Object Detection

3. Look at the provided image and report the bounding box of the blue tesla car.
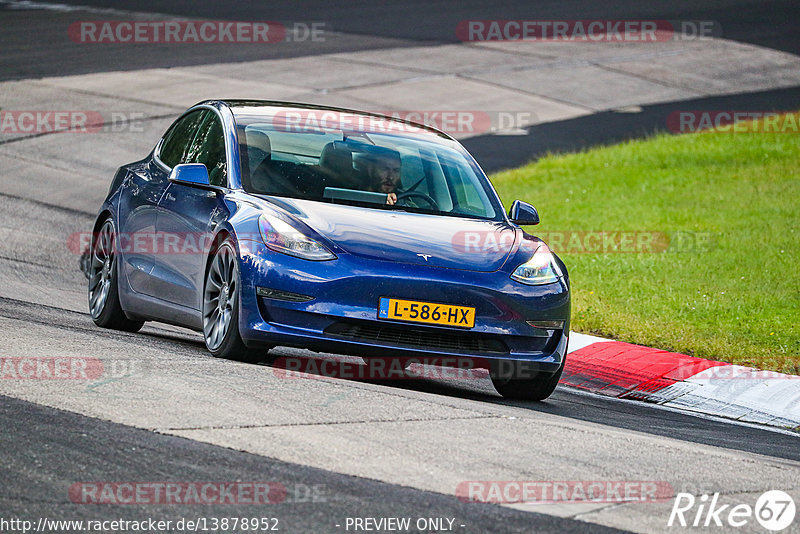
[87,100,570,400]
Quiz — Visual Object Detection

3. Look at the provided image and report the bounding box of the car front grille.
[324,320,510,354]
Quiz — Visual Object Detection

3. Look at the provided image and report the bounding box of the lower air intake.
[325,321,509,354]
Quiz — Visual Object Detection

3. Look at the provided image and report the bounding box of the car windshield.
[232,106,503,221]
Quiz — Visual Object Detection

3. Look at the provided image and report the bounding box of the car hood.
[259,196,517,272]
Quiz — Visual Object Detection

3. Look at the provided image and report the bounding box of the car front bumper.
[237,241,570,374]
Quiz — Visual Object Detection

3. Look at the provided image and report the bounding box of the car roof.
[197,99,456,141]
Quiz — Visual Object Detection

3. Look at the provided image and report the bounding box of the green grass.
[490,113,800,373]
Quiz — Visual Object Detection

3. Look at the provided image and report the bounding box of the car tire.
[490,357,565,401]
[203,237,264,364]
[88,218,145,333]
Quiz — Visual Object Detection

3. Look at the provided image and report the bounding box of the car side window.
[158,110,207,168]
[185,112,227,187]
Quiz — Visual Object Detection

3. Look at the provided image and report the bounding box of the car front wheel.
[203,238,264,363]
[490,358,565,401]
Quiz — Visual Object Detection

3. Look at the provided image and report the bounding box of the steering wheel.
[395,191,437,209]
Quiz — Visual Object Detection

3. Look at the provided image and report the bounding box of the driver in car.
[363,148,402,205]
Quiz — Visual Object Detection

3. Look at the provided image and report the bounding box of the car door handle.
[164,192,176,202]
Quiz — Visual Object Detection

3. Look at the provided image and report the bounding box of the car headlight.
[258,214,336,261]
[510,244,562,285]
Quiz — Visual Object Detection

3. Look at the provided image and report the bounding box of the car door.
[152,109,230,310]
[118,108,205,295]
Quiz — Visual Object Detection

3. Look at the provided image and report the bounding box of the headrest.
[319,141,353,175]
[246,130,271,172]
[247,130,271,156]
[363,145,400,163]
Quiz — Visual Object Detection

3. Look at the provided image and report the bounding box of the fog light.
[257,287,314,302]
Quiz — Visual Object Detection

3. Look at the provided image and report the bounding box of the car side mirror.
[169,163,211,188]
[509,200,539,225]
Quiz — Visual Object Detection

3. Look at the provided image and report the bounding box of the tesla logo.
[417,254,432,261]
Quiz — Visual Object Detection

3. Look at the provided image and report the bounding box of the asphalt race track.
[1,2,798,533]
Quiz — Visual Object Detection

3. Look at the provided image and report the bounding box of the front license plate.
[378,297,475,328]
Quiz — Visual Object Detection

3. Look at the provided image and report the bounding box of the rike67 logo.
[668,490,796,531]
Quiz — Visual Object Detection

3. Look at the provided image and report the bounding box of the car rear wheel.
[490,358,565,401]
[203,238,264,363]
[88,218,144,332]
